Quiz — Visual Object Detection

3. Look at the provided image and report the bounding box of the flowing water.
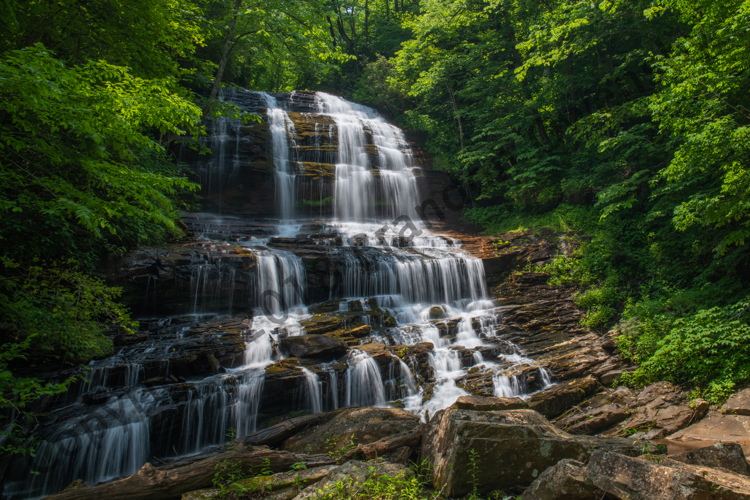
[5,90,555,499]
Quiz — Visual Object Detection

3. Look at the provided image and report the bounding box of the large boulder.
[520,459,603,500]
[283,407,420,456]
[527,377,599,418]
[724,389,750,416]
[587,450,750,499]
[669,411,750,446]
[522,449,750,500]
[669,442,750,477]
[421,409,589,496]
[421,408,660,497]
[279,335,347,358]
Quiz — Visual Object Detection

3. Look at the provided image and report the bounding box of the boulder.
[279,335,347,358]
[565,403,629,435]
[670,442,750,477]
[348,325,371,338]
[527,377,599,418]
[421,408,661,497]
[668,411,750,447]
[522,449,750,500]
[421,409,590,496]
[724,389,750,416]
[283,407,420,456]
[520,459,603,500]
[300,317,343,335]
[587,450,750,500]
[453,395,529,411]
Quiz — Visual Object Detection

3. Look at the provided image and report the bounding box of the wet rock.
[520,459,602,500]
[429,306,445,319]
[453,395,529,411]
[283,407,420,456]
[279,335,347,358]
[670,442,750,477]
[587,449,750,499]
[300,316,343,335]
[402,342,435,385]
[527,377,599,419]
[307,300,344,315]
[348,325,371,338]
[724,389,750,416]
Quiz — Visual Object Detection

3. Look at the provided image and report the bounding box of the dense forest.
[1,0,749,485]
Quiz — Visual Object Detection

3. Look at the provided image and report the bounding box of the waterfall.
[253,247,307,317]
[315,92,420,221]
[5,392,154,499]
[264,93,298,220]
[300,368,323,414]
[344,350,386,407]
[6,90,559,499]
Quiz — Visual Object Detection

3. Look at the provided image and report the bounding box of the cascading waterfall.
[300,368,323,414]
[345,350,386,407]
[6,90,557,500]
[264,93,298,220]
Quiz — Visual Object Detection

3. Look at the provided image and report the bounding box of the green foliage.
[0,45,202,263]
[463,204,596,234]
[620,297,750,404]
[0,257,134,456]
[313,462,431,500]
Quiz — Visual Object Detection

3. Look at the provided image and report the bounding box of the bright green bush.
[621,297,750,403]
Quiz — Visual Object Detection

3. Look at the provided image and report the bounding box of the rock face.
[520,459,602,500]
[554,382,708,439]
[422,409,589,496]
[523,448,750,500]
[453,395,529,411]
[669,442,750,477]
[588,450,750,500]
[724,389,750,416]
[279,335,348,358]
[669,411,750,447]
[283,407,420,455]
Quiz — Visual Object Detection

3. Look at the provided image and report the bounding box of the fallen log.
[337,426,423,463]
[244,407,353,447]
[41,446,335,500]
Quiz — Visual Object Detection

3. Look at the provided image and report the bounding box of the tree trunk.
[365,0,369,46]
[446,84,464,151]
[204,0,243,116]
[41,447,334,500]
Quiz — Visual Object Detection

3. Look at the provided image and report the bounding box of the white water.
[301,367,323,414]
[7,90,556,499]
[264,93,298,220]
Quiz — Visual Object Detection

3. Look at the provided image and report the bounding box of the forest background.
[1,0,749,454]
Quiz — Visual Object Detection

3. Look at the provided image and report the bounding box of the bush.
[621,297,750,403]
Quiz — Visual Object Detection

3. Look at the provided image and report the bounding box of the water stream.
[5,90,555,499]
